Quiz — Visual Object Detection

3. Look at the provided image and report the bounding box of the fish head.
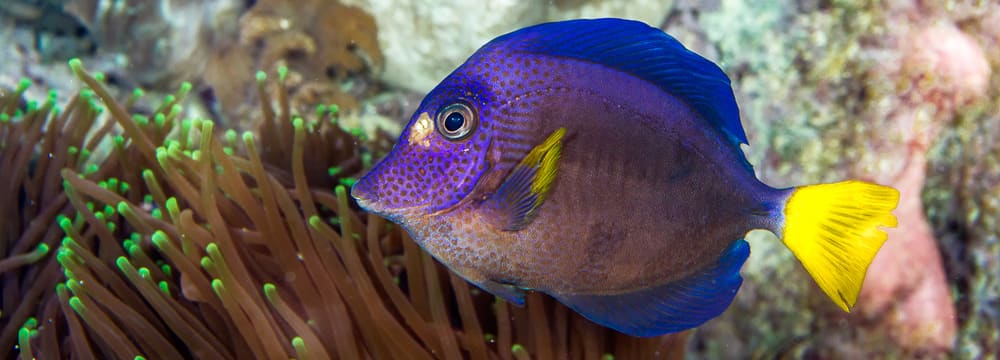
[352,70,500,223]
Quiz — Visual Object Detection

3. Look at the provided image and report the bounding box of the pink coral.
[900,22,990,115]
[857,12,991,354]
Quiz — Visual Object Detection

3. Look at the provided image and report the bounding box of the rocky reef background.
[1,0,997,358]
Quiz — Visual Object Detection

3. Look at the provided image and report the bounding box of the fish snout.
[350,179,380,211]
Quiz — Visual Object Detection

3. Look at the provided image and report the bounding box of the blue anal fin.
[552,239,750,337]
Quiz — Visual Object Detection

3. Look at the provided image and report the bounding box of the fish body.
[352,18,899,337]
[399,59,769,294]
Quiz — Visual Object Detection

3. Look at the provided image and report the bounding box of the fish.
[351,18,900,337]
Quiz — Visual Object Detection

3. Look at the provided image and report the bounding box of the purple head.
[352,31,572,225]
[351,59,499,220]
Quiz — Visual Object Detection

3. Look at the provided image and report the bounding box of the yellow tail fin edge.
[781,180,900,312]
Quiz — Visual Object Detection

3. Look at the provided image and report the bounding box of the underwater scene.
[1,0,998,359]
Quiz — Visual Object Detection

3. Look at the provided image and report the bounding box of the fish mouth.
[350,184,426,225]
[350,182,381,212]
[350,180,418,218]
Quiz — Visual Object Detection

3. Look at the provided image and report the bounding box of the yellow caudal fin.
[780,180,900,312]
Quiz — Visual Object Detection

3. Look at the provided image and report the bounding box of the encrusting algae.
[1,60,685,359]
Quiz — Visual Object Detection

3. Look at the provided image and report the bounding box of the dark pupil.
[444,112,465,132]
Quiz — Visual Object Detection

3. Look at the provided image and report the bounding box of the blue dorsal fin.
[551,239,750,337]
[487,18,748,148]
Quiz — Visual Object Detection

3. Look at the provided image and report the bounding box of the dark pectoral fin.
[453,266,526,305]
[473,279,526,306]
[552,240,750,337]
[487,128,565,231]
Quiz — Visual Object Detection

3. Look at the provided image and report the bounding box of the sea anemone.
[1,61,683,359]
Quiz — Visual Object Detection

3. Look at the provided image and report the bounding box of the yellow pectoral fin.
[523,127,565,205]
[487,128,565,231]
[781,180,900,312]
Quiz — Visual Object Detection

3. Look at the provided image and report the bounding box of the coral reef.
[921,2,1000,357]
[63,0,244,88]
[57,0,391,131]
[925,106,1000,359]
[0,0,94,60]
[854,4,992,353]
[0,3,98,107]
[685,0,997,358]
[206,0,385,125]
[1,62,683,359]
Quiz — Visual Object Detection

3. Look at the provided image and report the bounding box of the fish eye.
[435,102,477,140]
